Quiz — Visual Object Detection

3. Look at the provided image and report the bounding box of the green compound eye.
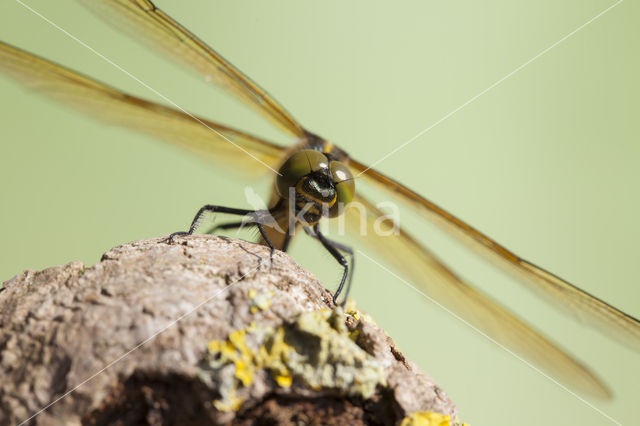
[276,150,329,197]
[328,161,355,217]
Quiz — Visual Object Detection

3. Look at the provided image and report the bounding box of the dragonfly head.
[276,149,355,224]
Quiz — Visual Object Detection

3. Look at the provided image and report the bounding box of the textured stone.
[0,235,457,425]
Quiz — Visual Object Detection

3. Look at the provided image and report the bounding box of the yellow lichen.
[202,309,386,412]
[212,394,242,412]
[275,374,292,388]
[400,412,469,426]
[348,328,361,342]
[248,288,273,313]
[234,360,253,386]
[224,329,256,386]
[345,299,361,321]
[204,323,294,410]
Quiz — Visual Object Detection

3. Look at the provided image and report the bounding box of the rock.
[0,235,458,425]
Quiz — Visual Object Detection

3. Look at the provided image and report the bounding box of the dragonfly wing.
[79,0,306,138]
[350,159,640,352]
[345,194,611,398]
[0,41,284,172]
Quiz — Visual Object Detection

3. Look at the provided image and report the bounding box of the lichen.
[344,299,361,321]
[401,412,469,426]
[200,309,386,412]
[248,288,273,313]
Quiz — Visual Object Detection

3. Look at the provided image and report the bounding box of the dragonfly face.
[276,149,355,224]
[0,0,638,410]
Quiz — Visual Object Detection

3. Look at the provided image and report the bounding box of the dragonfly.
[0,0,638,401]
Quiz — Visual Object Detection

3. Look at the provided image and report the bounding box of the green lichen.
[201,309,386,412]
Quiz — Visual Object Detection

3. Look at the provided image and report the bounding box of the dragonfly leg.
[256,222,276,260]
[168,204,259,243]
[204,220,247,234]
[204,220,276,262]
[281,232,293,253]
[310,224,354,306]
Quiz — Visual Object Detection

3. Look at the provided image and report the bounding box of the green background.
[1,1,638,424]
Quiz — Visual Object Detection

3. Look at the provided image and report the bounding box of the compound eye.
[328,161,355,217]
[276,150,329,197]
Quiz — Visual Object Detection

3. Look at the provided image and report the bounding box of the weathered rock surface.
[0,235,457,425]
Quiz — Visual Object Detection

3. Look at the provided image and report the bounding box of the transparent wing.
[79,0,306,138]
[350,159,640,352]
[345,194,612,398]
[0,41,284,172]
